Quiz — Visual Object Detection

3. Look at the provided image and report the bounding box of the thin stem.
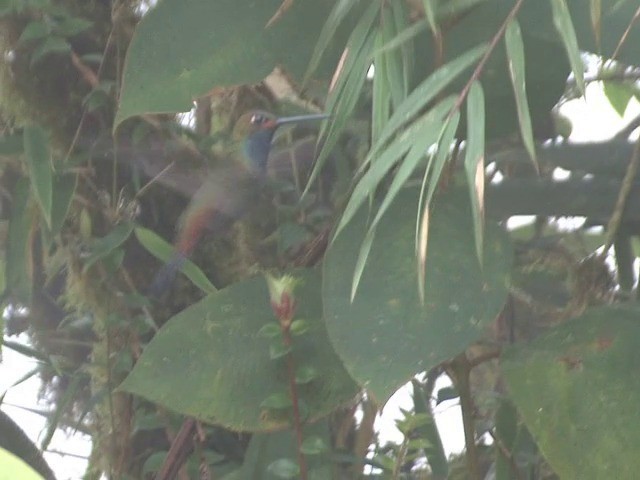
[391,434,410,480]
[282,326,308,480]
[612,5,640,60]
[448,0,528,119]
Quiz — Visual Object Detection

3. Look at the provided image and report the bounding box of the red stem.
[282,326,308,480]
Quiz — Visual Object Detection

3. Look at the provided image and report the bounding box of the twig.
[612,5,640,60]
[601,135,640,255]
[448,354,481,480]
[467,345,501,368]
[155,418,197,480]
[448,0,528,119]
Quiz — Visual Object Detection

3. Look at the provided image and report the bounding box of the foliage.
[0,0,639,478]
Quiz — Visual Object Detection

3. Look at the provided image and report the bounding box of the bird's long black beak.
[275,113,329,127]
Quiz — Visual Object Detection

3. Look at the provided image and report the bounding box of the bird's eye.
[250,113,265,125]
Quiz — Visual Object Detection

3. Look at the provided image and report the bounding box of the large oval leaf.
[323,187,512,403]
[116,0,345,127]
[502,305,640,479]
[120,270,358,432]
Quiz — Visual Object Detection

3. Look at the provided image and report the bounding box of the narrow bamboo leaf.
[305,2,378,195]
[134,227,216,294]
[438,0,489,17]
[423,111,461,210]
[422,0,439,35]
[23,125,52,227]
[333,110,433,241]
[49,173,77,235]
[505,19,537,168]
[412,380,448,478]
[391,0,414,93]
[304,0,361,83]
[82,222,133,272]
[372,30,391,143]
[374,20,426,56]
[367,44,486,166]
[381,6,406,108]
[350,227,375,302]
[417,202,429,304]
[464,82,486,266]
[369,97,455,235]
[417,112,460,301]
[41,375,81,451]
[5,178,32,303]
[2,340,50,364]
[550,0,585,94]
[590,0,601,52]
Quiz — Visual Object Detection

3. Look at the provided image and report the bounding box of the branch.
[602,135,640,254]
[448,354,481,480]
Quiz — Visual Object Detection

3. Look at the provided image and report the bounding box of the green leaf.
[120,270,359,432]
[304,0,360,83]
[116,0,350,128]
[18,21,49,44]
[334,97,455,242]
[258,322,282,338]
[422,0,439,35]
[289,319,311,336]
[30,36,70,66]
[260,392,293,410]
[23,125,52,227]
[422,109,460,209]
[323,187,511,403]
[505,19,536,167]
[267,459,300,479]
[41,375,81,451]
[0,133,23,155]
[133,226,216,294]
[300,436,327,455]
[241,421,332,479]
[83,222,134,272]
[0,448,45,480]
[495,399,519,480]
[49,173,76,235]
[295,365,319,384]
[371,30,392,144]
[549,0,584,94]
[380,6,406,108]
[5,179,32,303]
[412,380,448,478]
[367,44,486,165]
[464,81,485,265]
[53,15,92,37]
[603,81,633,117]
[269,340,292,360]
[304,1,378,196]
[502,305,640,479]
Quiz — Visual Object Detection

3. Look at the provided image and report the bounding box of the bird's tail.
[148,253,187,298]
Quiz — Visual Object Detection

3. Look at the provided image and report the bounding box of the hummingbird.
[149,110,328,295]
